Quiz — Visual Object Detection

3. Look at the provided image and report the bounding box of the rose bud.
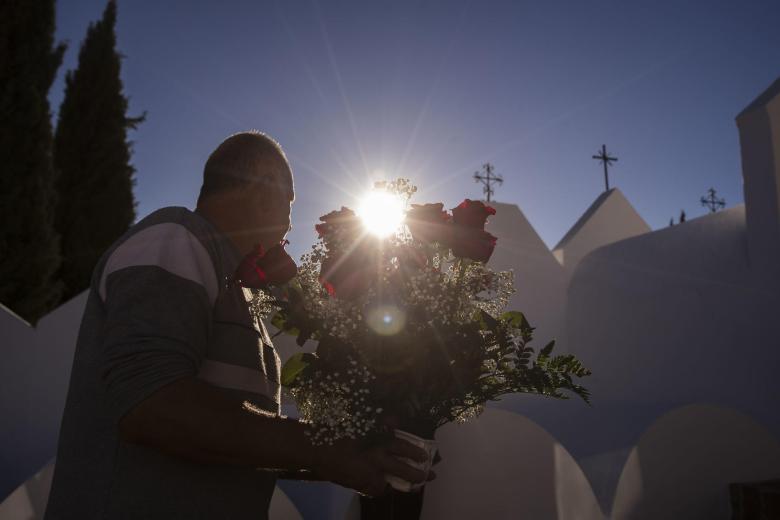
[235,241,297,289]
[315,207,361,239]
[235,244,268,288]
[451,199,496,230]
[261,241,298,285]
[450,228,498,263]
[405,203,452,244]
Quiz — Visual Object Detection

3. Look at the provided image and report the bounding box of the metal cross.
[592,144,618,192]
[473,162,503,202]
[700,188,725,213]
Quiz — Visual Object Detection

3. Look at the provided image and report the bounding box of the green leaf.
[500,311,526,327]
[540,340,555,358]
[271,311,300,337]
[281,352,310,386]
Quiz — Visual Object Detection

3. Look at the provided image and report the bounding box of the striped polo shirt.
[45,207,281,519]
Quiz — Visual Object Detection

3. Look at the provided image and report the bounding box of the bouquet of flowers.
[239,179,590,488]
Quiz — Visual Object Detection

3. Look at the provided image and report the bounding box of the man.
[45,131,430,518]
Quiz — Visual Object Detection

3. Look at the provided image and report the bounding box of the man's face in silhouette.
[241,176,294,250]
[197,133,295,254]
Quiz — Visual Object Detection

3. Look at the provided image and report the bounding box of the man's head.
[197,131,295,254]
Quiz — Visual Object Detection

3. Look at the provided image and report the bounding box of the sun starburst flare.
[356,190,405,237]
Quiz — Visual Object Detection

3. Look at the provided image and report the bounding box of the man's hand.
[313,436,431,497]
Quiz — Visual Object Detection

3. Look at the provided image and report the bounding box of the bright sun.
[357,190,405,237]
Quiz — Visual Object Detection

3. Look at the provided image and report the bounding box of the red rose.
[451,199,496,230]
[319,246,377,300]
[450,228,497,263]
[235,241,298,289]
[405,203,452,244]
[315,207,361,240]
[448,199,497,262]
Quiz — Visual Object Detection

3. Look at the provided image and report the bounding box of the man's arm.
[97,228,430,496]
[118,375,431,496]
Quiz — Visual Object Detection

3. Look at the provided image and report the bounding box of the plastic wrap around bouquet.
[240,179,591,492]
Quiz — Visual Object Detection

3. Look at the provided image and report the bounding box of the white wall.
[486,201,568,347]
[0,292,87,500]
[552,188,651,280]
[736,77,780,290]
[612,405,780,520]
[548,204,779,514]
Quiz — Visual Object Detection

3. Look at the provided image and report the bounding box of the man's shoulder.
[134,206,211,236]
[96,207,224,303]
[98,207,213,266]
[115,206,225,256]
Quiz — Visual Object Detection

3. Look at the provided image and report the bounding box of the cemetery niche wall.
[2,77,780,520]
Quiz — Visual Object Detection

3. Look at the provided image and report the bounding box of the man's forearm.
[118,376,317,471]
[117,375,433,496]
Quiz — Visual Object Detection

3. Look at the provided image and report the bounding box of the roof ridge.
[737,76,780,120]
[553,188,618,251]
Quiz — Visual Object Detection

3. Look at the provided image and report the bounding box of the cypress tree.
[54,0,144,302]
[0,0,66,323]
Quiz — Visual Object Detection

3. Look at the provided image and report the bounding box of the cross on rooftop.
[473,162,503,202]
[592,144,618,192]
[700,188,725,213]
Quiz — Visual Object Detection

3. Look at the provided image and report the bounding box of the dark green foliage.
[0,0,66,323]
[54,0,144,302]
[426,309,591,427]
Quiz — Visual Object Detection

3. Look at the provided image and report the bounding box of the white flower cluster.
[296,247,365,343]
[374,178,418,201]
[453,403,484,424]
[292,358,379,445]
[404,267,457,328]
[400,259,514,330]
[243,287,277,321]
[467,265,515,318]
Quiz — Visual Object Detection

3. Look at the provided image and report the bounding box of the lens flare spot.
[366,304,406,336]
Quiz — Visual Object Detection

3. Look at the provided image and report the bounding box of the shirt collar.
[193,207,244,275]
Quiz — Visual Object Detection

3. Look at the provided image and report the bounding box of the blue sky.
[53,0,780,259]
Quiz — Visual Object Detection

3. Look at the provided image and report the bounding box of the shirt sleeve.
[97,223,219,424]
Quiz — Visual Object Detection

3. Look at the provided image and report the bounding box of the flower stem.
[455,258,467,287]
